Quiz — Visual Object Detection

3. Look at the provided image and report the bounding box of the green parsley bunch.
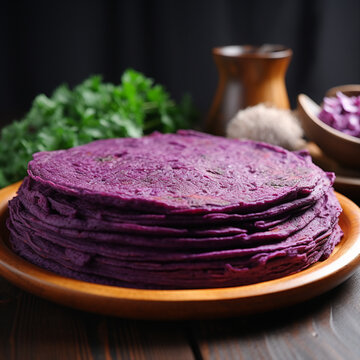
[0,69,195,187]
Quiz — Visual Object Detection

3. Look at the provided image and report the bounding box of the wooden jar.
[206,45,292,136]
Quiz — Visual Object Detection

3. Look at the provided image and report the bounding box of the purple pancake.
[16,174,332,232]
[7,130,343,289]
[8,221,342,289]
[7,190,341,265]
[27,130,327,214]
[9,190,332,250]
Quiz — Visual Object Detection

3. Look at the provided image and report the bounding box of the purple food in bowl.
[319,92,360,138]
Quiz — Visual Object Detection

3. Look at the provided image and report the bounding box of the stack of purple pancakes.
[7,130,343,289]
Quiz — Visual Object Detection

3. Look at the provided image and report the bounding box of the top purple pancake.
[28,130,329,214]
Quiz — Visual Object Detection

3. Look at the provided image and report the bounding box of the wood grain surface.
[1,270,360,360]
[193,271,360,360]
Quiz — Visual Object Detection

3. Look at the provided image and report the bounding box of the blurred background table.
[1,268,360,360]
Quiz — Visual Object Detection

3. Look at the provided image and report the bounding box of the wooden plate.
[0,182,359,320]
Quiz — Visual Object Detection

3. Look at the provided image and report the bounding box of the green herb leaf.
[0,69,197,187]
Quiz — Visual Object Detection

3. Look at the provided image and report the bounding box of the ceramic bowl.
[297,86,360,170]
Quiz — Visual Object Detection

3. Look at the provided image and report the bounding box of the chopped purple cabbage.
[318,92,360,138]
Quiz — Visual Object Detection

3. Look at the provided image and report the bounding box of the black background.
[1,0,360,127]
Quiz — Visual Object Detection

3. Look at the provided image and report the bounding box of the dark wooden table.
[1,267,360,360]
